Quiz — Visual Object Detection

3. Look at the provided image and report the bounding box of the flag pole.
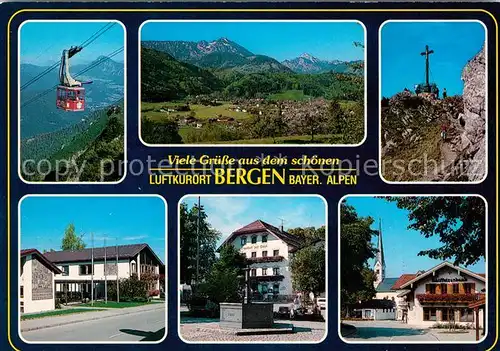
[116,238,120,303]
[196,196,201,287]
[91,232,94,306]
[104,237,107,304]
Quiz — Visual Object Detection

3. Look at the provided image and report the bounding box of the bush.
[55,298,62,309]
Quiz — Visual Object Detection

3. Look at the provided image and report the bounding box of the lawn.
[78,301,154,308]
[142,102,251,122]
[218,134,338,145]
[267,89,311,101]
[21,308,104,321]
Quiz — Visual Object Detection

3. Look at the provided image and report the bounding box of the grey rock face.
[461,46,486,181]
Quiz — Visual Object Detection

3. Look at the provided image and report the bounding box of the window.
[251,252,257,258]
[262,235,268,243]
[423,308,437,321]
[262,251,268,257]
[441,283,447,295]
[251,236,257,244]
[273,284,280,294]
[61,265,69,276]
[241,236,247,246]
[273,267,280,275]
[251,269,256,277]
[262,267,268,276]
[426,284,436,294]
[460,308,474,322]
[20,286,24,298]
[273,250,279,256]
[464,283,475,294]
[79,264,93,275]
[453,284,459,294]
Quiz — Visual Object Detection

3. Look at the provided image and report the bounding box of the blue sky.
[381,21,486,97]
[141,21,365,62]
[20,21,125,66]
[344,197,486,277]
[183,196,326,245]
[20,196,166,263]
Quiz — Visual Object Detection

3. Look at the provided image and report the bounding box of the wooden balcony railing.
[416,293,483,303]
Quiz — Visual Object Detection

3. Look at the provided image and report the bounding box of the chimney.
[279,224,284,232]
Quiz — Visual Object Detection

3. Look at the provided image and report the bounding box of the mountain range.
[141,38,360,74]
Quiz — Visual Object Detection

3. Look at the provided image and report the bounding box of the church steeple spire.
[373,218,386,287]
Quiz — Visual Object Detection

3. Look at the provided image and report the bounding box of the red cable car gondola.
[56,46,92,112]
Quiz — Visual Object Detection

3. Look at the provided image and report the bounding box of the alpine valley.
[20,56,125,182]
[141,37,365,145]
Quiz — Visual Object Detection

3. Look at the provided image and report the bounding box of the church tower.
[373,219,385,288]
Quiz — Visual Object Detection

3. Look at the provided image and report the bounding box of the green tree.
[61,223,86,251]
[199,245,247,303]
[180,202,221,285]
[290,246,326,295]
[141,117,182,144]
[340,202,377,315]
[288,226,325,245]
[385,196,486,266]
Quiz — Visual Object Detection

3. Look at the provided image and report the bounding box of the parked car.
[317,297,326,320]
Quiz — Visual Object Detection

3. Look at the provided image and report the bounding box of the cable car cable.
[21,46,124,108]
[20,22,117,91]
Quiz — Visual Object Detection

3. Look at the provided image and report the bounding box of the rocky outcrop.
[381,46,486,182]
[458,47,486,181]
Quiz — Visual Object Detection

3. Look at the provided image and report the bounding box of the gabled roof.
[399,261,486,289]
[219,220,304,250]
[391,274,418,290]
[21,249,63,274]
[376,278,399,292]
[43,243,164,266]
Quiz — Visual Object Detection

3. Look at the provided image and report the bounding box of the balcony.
[249,275,285,282]
[246,256,284,264]
[416,293,483,304]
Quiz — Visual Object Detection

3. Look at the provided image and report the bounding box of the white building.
[43,243,163,302]
[352,299,396,320]
[220,220,306,301]
[372,223,486,328]
[397,262,486,328]
[20,249,62,313]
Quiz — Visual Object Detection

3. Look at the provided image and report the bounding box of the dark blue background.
[0,2,497,350]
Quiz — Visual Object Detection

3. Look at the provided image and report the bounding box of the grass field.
[141,98,358,144]
[21,308,104,320]
[200,134,337,144]
[267,89,311,101]
[142,101,251,122]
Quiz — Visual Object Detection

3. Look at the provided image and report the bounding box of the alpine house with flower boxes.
[20,243,164,313]
[220,220,313,301]
[371,228,486,328]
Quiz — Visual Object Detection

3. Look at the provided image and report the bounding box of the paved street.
[343,320,479,342]
[22,304,166,342]
[180,319,326,342]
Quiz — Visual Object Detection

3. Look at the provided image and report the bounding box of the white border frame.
[17,20,128,185]
[138,19,367,147]
[17,194,168,345]
[337,193,489,345]
[177,194,329,344]
[378,20,489,184]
